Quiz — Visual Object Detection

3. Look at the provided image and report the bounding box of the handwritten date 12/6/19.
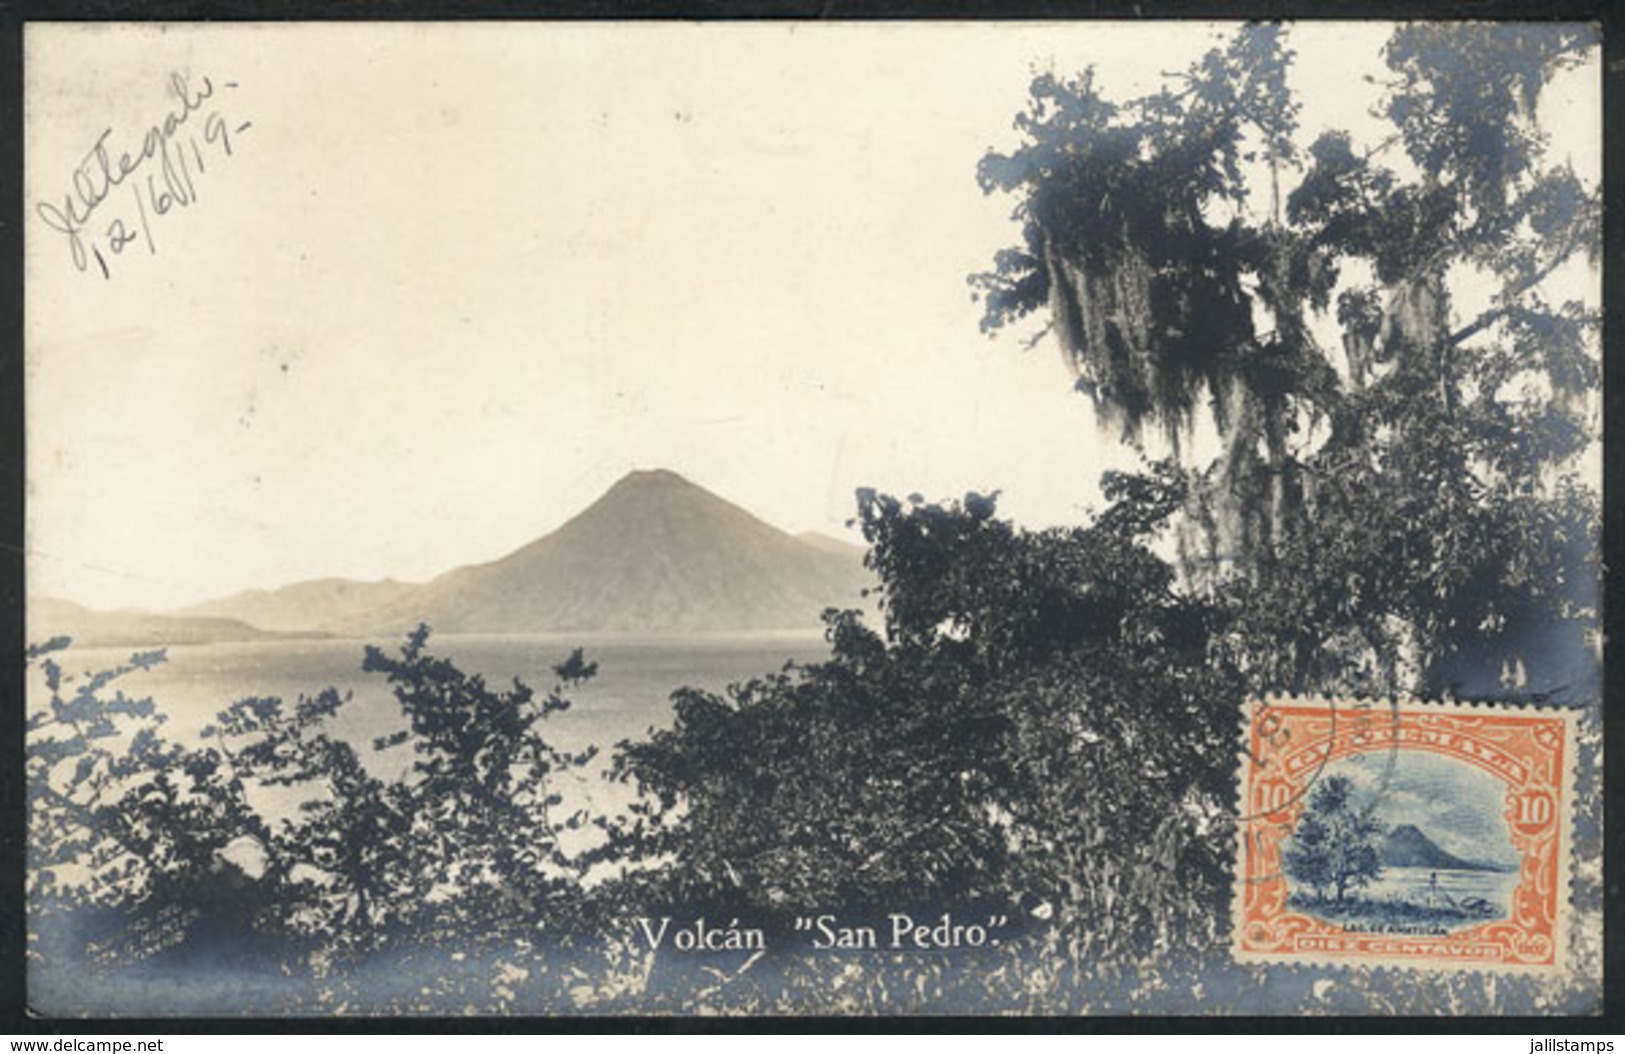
[35,71,251,281]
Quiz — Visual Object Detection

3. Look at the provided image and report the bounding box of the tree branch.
[1446,231,1583,348]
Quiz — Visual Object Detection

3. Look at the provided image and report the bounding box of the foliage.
[602,473,1243,1010]
[28,628,605,1010]
[1282,775,1383,904]
[26,639,264,971]
[200,625,601,963]
[973,23,1601,702]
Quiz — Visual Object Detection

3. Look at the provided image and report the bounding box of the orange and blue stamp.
[1234,696,1575,972]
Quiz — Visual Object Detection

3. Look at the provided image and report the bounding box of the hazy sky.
[1330,752,1519,867]
[25,22,1600,610]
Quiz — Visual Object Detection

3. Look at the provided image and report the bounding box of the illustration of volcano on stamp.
[1234,697,1576,972]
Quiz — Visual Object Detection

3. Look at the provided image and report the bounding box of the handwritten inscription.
[35,71,251,280]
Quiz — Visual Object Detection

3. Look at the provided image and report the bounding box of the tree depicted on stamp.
[1235,697,1575,972]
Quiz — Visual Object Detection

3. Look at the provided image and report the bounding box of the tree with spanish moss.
[972,24,1600,702]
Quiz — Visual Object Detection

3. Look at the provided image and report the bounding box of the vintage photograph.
[23,21,1602,1015]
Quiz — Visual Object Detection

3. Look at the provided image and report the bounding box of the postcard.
[23,20,1603,1016]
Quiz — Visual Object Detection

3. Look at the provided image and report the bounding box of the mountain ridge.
[1379,823,1511,873]
[151,469,873,638]
[30,597,330,649]
[176,577,420,634]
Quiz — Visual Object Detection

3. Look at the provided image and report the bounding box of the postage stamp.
[1234,696,1577,972]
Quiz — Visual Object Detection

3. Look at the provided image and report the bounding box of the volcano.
[1379,824,1509,872]
[177,469,873,636]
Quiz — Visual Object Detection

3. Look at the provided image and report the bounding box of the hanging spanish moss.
[1038,193,1253,454]
[1379,272,1450,369]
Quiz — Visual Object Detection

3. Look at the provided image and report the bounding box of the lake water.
[1357,864,1521,914]
[1294,865,1523,933]
[33,632,834,827]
